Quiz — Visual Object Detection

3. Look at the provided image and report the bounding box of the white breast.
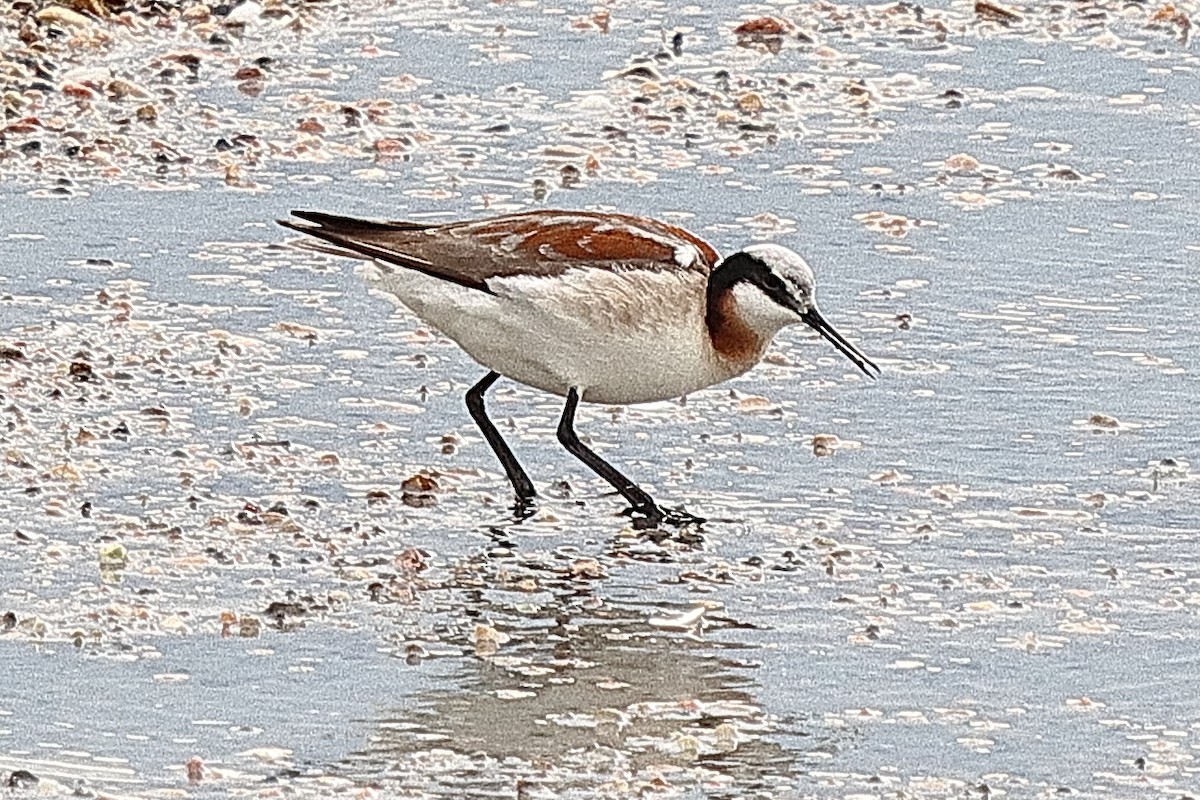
[364,264,750,404]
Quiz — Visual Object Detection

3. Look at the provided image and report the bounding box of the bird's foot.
[510,496,538,523]
[659,506,707,527]
[625,504,706,530]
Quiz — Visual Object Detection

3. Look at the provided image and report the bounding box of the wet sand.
[3,0,1200,797]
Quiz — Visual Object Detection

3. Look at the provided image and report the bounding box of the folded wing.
[278,209,720,295]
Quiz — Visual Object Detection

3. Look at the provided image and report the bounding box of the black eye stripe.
[753,270,796,308]
[709,250,805,313]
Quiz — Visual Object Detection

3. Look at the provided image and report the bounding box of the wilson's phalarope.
[279,209,879,528]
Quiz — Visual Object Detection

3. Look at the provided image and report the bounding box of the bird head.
[716,244,880,378]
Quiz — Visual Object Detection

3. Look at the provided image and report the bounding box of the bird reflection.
[340,585,811,797]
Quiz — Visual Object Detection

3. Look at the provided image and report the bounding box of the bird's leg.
[556,387,669,529]
[465,372,537,510]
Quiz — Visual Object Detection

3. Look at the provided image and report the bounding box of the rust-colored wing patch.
[459,212,719,269]
[515,220,678,264]
[278,209,722,295]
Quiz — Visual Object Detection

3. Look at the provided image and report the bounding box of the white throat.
[729,281,800,338]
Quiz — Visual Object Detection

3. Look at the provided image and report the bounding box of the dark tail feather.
[276,211,495,295]
[276,217,431,267]
[275,228,373,261]
[276,210,433,260]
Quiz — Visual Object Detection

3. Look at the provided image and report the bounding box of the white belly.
[364,263,746,404]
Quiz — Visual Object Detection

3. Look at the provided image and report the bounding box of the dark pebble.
[68,361,94,381]
[5,770,38,789]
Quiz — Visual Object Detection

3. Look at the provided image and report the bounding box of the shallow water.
[3,0,1200,796]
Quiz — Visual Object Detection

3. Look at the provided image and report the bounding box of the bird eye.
[763,273,786,292]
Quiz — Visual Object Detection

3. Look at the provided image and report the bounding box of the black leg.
[466,372,536,504]
[556,387,669,528]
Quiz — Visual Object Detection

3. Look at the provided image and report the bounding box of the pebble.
[34,6,94,29]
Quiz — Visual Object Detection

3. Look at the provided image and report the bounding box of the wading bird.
[280,209,878,528]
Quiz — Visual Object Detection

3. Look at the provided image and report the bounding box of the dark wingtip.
[282,209,432,233]
[277,210,386,238]
[288,209,343,226]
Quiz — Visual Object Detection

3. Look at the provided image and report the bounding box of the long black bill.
[801,309,880,379]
